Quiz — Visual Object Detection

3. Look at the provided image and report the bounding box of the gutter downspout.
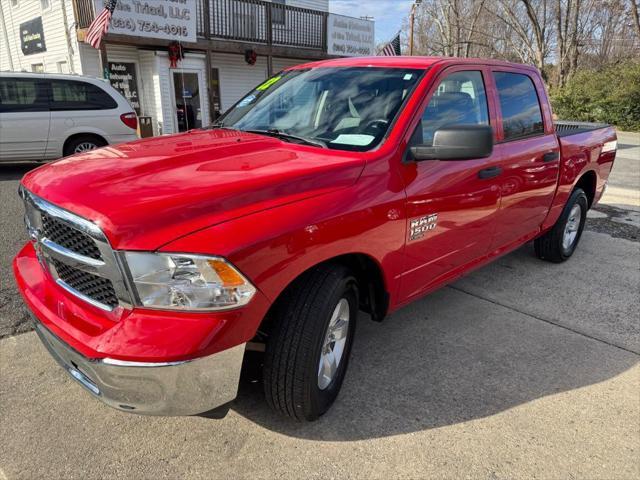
[60,0,76,73]
[0,1,15,71]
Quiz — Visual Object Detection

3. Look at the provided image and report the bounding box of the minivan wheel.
[263,264,358,421]
[64,135,106,156]
[534,188,588,263]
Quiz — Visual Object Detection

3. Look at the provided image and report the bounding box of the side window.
[0,78,49,113]
[49,80,117,110]
[493,72,544,140]
[420,71,489,146]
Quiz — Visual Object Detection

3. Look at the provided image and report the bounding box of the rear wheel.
[64,135,106,156]
[535,188,588,262]
[263,264,358,421]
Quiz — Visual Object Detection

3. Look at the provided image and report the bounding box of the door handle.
[542,151,559,162]
[478,166,503,179]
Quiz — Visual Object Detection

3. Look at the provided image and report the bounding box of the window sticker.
[256,76,282,91]
[330,134,375,146]
[403,73,414,81]
[237,94,256,107]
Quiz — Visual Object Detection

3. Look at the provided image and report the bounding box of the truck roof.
[289,56,538,72]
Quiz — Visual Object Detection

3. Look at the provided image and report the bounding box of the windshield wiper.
[243,129,327,149]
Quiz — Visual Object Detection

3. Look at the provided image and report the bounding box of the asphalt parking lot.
[1,132,638,479]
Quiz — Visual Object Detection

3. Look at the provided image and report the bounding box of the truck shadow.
[0,162,41,181]
[231,244,639,441]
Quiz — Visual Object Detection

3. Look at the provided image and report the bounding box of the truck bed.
[554,121,611,138]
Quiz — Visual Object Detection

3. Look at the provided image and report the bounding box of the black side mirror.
[410,125,493,161]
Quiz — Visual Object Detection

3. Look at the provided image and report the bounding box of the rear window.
[50,80,117,110]
[493,72,544,140]
[0,78,48,112]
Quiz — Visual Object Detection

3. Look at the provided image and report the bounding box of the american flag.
[380,33,401,56]
[85,0,118,49]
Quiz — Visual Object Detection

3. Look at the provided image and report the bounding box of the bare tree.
[631,0,640,39]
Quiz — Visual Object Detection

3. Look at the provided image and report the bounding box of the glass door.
[172,71,202,132]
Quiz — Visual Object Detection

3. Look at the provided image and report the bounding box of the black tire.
[63,135,106,157]
[263,264,358,421]
[534,187,588,263]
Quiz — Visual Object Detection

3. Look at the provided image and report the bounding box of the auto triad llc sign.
[20,17,47,55]
[109,62,141,114]
[94,0,197,43]
[327,14,375,57]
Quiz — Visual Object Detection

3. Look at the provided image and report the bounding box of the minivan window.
[0,78,48,113]
[420,70,489,146]
[217,67,424,152]
[493,72,544,140]
[50,80,117,110]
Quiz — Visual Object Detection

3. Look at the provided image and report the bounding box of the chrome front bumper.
[35,323,245,416]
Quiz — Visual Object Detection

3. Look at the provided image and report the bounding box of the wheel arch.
[63,132,108,156]
[254,252,390,341]
[574,169,597,208]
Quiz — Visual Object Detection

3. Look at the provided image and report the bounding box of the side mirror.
[410,125,493,161]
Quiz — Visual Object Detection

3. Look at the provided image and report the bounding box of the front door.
[0,76,50,161]
[398,67,502,304]
[172,70,203,132]
[488,69,560,251]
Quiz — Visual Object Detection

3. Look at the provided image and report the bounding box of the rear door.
[0,76,50,161]
[488,69,560,251]
[47,79,119,157]
[398,66,503,303]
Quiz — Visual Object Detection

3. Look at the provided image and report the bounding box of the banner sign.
[327,14,375,57]
[20,17,47,56]
[94,0,197,42]
[108,62,141,114]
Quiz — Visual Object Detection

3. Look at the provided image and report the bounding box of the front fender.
[160,181,407,332]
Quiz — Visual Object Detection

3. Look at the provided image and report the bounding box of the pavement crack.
[447,285,640,356]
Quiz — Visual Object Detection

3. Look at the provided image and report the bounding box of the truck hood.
[22,129,365,250]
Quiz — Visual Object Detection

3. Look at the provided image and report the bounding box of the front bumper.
[35,320,245,416]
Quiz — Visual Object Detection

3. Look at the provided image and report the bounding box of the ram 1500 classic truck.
[13,57,617,421]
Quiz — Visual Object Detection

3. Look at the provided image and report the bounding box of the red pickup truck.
[14,57,616,421]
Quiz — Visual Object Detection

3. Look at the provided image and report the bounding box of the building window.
[10,0,19,8]
[272,0,286,25]
[31,63,45,73]
[41,0,51,10]
[56,61,68,73]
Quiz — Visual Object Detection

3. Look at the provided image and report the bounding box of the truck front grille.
[41,212,102,260]
[21,187,131,312]
[52,259,119,309]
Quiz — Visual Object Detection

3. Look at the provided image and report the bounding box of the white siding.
[268,0,328,11]
[138,50,162,136]
[0,0,79,73]
[273,57,308,72]
[211,52,269,111]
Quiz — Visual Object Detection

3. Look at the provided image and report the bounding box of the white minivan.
[0,72,138,162]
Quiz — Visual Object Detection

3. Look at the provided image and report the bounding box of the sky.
[329,0,414,45]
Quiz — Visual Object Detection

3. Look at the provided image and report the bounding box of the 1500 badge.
[409,214,438,242]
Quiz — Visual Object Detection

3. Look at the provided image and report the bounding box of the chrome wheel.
[562,204,582,250]
[317,298,350,390]
[74,142,98,153]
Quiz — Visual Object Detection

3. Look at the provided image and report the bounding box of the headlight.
[124,252,256,311]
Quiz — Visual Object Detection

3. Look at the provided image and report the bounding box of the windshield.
[216,67,424,152]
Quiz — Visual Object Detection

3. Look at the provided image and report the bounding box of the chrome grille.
[21,187,132,312]
[52,259,119,309]
[41,212,102,260]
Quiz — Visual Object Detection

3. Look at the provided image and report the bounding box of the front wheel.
[535,188,588,262]
[263,264,358,421]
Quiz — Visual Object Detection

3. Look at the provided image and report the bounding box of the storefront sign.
[108,62,141,114]
[94,0,197,43]
[327,14,374,57]
[20,17,47,55]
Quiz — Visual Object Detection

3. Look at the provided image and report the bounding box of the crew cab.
[13,57,617,421]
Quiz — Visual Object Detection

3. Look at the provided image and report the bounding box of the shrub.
[550,62,640,131]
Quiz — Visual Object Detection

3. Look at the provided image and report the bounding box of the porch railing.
[74,0,327,50]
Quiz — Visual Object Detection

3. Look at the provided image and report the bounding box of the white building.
[0,0,375,136]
